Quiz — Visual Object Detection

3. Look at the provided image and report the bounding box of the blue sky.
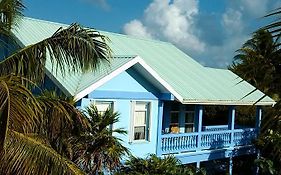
[24,0,281,68]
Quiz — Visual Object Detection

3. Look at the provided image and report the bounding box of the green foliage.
[116,154,206,175]
[0,0,117,174]
[255,157,276,175]
[229,29,280,100]
[0,22,111,85]
[0,0,24,35]
[70,104,130,174]
[230,7,281,174]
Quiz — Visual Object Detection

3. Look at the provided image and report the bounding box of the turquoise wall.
[79,68,165,158]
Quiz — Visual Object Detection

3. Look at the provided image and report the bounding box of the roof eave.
[182,99,276,106]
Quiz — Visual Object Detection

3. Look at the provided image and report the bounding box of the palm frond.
[35,91,89,155]
[0,23,112,83]
[0,75,41,150]
[0,0,24,35]
[71,104,129,173]
[262,8,281,38]
[0,130,85,175]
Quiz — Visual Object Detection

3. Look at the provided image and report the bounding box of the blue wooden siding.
[0,35,20,61]
[78,67,169,158]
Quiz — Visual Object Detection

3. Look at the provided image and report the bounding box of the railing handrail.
[161,132,198,138]
[161,128,256,138]
[203,125,228,129]
[233,128,256,133]
[160,127,257,155]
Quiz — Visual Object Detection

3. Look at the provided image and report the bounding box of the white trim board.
[74,56,183,102]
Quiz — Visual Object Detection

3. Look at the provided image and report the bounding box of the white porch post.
[196,105,203,151]
[255,106,262,134]
[196,161,200,169]
[255,106,262,175]
[156,101,164,156]
[228,106,235,146]
[229,157,233,175]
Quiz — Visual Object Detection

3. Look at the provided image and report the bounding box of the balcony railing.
[160,128,256,155]
[202,125,229,131]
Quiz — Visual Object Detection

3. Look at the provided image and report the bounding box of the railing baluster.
[159,128,256,155]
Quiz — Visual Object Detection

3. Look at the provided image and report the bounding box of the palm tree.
[0,0,113,174]
[71,104,129,174]
[263,7,281,39]
[230,7,281,174]
[117,154,206,175]
[229,29,280,99]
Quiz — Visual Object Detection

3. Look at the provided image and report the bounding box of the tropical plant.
[229,29,280,99]
[263,7,281,39]
[0,0,113,174]
[116,154,206,175]
[71,104,129,174]
[254,157,276,175]
[229,6,281,174]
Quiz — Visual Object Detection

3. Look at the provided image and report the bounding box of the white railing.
[160,128,256,155]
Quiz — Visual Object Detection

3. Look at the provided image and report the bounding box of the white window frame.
[169,110,180,133]
[130,100,152,143]
[89,99,115,130]
[89,99,116,111]
[184,106,195,133]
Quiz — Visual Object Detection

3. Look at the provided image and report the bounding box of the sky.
[24,0,281,68]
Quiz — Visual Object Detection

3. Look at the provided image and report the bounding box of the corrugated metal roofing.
[11,17,275,105]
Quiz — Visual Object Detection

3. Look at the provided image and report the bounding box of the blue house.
[11,18,275,174]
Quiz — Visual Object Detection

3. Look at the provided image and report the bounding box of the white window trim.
[184,110,195,133]
[129,100,152,143]
[90,99,116,130]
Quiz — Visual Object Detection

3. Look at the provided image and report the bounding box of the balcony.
[160,127,256,155]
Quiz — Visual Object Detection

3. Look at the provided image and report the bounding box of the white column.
[228,106,235,146]
[255,106,262,175]
[229,157,233,175]
[156,101,164,156]
[197,105,203,151]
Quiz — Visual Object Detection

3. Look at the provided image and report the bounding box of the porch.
[160,127,256,155]
[156,101,262,164]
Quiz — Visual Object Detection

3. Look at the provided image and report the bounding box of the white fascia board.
[74,55,183,102]
[182,99,276,106]
[136,56,184,102]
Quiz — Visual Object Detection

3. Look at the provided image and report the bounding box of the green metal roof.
[11,17,275,106]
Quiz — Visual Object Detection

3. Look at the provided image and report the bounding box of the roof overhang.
[74,56,183,101]
[182,99,276,106]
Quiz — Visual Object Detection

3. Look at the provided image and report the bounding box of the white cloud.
[240,0,269,17]
[123,20,152,39]
[123,0,205,53]
[222,9,243,35]
[80,0,110,11]
[122,0,278,68]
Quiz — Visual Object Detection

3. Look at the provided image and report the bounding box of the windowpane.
[95,101,113,114]
[134,111,146,126]
[185,124,194,133]
[133,101,150,141]
[135,102,147,110]
[134,126,145,140]
[185,112,194,123]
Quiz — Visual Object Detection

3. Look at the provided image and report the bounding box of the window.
[184,105,195,133]
[132,101,151,141]
[170,104,180,133]
[95,101,113,115]
[94,100,114,130]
